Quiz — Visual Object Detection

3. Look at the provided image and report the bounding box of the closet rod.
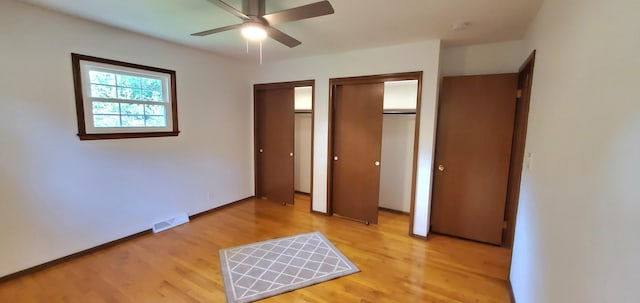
[383,110,416,115]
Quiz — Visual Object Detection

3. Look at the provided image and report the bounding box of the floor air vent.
[152,213,189,233]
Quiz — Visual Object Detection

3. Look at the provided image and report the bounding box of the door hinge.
[503,220,508,229]
[516,89,523,99]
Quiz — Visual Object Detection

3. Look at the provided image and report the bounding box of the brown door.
[255,87,294,205]
[331,83,384,224]
[430,74,518,244]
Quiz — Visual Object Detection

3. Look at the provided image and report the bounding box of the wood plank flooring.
[0,194,512,302]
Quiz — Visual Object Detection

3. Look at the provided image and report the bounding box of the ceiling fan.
[192,0,335,48]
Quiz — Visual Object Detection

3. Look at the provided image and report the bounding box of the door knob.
[259,148,263,153]
[438,164,445,172]
[289,152,294,157]
[375,161,380,166]
[334,156,338,161]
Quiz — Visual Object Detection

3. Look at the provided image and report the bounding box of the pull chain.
[259,40,263,65]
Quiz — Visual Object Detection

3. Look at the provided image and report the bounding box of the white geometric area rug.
[219,231,360,303]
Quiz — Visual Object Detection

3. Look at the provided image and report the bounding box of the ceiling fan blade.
[265,26,302,48]
[262,1,334,25]
[207,0,249,20]
[191,24,243,36]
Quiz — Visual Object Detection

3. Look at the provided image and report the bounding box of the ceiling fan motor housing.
[243,0,265,17]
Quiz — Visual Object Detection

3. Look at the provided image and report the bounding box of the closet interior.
[379,80,418,214]
[294,86,313,194]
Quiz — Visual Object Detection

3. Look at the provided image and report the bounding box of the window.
[71,53,179,140]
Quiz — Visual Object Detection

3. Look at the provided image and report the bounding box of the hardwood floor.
[0,194,512,302]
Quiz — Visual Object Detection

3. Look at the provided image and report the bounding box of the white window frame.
[71,53,179,140]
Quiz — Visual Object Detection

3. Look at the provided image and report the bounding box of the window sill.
[78,131,180,140]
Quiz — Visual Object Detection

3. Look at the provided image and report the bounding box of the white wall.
[440,40,525,76]
[0,1,253,277]
[252,40,441,236]
[511,0,640,302]
[379,114,416,213]
[294,114,312,193]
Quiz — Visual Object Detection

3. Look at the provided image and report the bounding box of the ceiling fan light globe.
[241,23,267,41]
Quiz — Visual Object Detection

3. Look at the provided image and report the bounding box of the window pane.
[116,74,141,89]
[89,71,116,85]
[93,115,120,127]
[121,115,145,127]
[145,116,166,127]
[142,89,163,101]
[120,103,144,115]
[144,104,166,116]
[90,84,116,99]
[117,87,142,101]
[92,101,119,114]
[141,78,162,91]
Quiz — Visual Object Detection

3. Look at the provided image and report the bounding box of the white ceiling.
[21,0,543,62]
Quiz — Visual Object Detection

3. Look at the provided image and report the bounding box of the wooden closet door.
[256,87,295,205]
[331,83,384,224]
[430,74,518,245]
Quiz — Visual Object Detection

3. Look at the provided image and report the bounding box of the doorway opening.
[294,86,314,205]
[379,80,419,215]
[327,72,422,232]
[254,80,315,206]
